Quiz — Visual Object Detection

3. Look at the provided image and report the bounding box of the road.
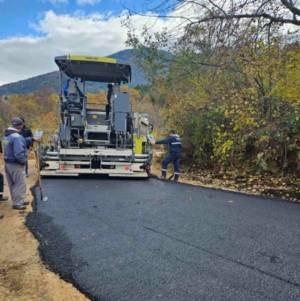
[26,177,300,301]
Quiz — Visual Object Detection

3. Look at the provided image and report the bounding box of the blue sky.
[0,0,147,39]
[0,0,176,85]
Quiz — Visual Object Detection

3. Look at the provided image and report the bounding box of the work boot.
[0,211,4,219]
[174,174,179,182]
[12,204,26,210]
[160,170,166,180]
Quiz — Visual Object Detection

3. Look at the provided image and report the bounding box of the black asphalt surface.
[27,177,300,301]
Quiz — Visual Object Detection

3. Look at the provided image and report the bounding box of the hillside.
[0,49,148,96]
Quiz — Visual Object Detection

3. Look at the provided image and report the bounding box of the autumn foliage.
[0,90,59,142]
[127,26,300,181]
[0,87,159,143]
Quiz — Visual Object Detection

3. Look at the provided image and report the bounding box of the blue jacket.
[156,134,182,155]
[3,128,32,165]
[63,80,84,98]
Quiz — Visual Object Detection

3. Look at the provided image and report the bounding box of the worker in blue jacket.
[154,130,182,181]
[3,117,38,210]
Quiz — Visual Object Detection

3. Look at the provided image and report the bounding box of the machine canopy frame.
[55,55,132,83]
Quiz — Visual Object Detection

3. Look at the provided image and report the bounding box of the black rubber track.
[26,177,300,301]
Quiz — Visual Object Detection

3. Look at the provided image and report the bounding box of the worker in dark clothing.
[154,130,182,181]
[0,141,8,218]
[0,142,9,212]
[0,173,8,202]
[0,172,8,219]
[19,118,33,177]
[106,83,113,120]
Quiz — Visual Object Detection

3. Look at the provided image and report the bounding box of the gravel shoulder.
[0,160,89,301]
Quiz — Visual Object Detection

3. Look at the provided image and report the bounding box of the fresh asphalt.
[26,177,300,301]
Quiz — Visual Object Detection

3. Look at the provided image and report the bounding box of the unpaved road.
[27,177,300,301]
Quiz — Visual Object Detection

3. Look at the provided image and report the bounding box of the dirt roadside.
[151,152,300,202]
[0,160,89,301]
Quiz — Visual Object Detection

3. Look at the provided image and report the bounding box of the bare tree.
[124,0,299,56]
[131,0,300,27]
[124,0,297,86]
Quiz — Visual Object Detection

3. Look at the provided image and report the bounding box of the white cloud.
[0,10,170,85]
[76,0,101,5]
[0,12,125,84]
[0,3,206,86]
[0,1,297,87]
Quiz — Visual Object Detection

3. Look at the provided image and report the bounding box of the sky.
[0,1,298,85]
[0,0,174,85]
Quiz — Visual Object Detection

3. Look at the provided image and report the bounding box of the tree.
[125,2,300,175]
[126,1,300,55]
[131,1,300,27]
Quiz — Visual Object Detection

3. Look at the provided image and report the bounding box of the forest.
[124,0,300,197]
[1,0,300,197]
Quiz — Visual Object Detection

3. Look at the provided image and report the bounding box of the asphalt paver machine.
[40,55,152,177]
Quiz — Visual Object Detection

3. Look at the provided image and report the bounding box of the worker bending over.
[154,130,182,182]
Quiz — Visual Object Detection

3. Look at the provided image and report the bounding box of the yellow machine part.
[67,55,117,64]
[133,135,145,154]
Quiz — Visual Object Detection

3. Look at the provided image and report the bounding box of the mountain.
[0,49,148,96]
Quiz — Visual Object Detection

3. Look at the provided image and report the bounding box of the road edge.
[26,185,99,301]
